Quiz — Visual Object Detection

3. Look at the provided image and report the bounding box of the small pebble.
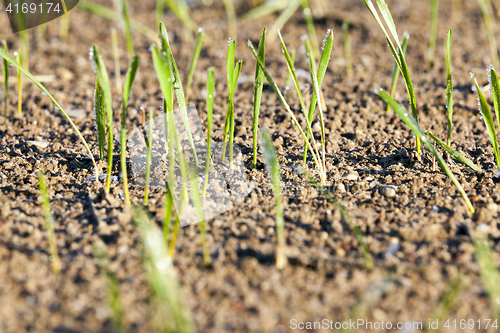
[379,185,396,197]
[336,183,346,193]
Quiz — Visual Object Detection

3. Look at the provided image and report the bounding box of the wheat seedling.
[363,0,421,154]
[38,172,61,274]
[185,28,204,106]
[262,128,285,269]
[445,29,453,146]
[428,0,438,68]
[144,109,153,205]
[2,41,8,116]
[111,28,122,95]
[252,29,266,169]
[342,22,353,76]
[203,67,215,195]
[378,89,474,212]
[477,0,500,69]
[120,56,140,206]
[94,79,106,161]
[386,32,409,112]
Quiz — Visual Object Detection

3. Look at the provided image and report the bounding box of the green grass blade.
[185,28,204,106]
[473,75,500,168]
[16,51,22,114]
[133,206,196,333]
[261,128,285,269]
[0,47,99,179]
[92,45,114,192]
[94,79,106,161]
[268,0,302,42]
[120,56,140,206]
[240,1,285,21]
[144,109,153,205]
[446,29,454,146]
[428,0,438,68]
[253,29,266,169]
[119,0,134,58]
[426,130,480,171]
[303,29,333,162]
[151,43,173,112]
[59,0,71,40]
[222,37,236,163]
[387,32,409,112]
[379,89,474,213]
[229,59,242,167]
[165,0,196,39]
[342,22,353,76]
[488,66,500,147]
[2,41,8,116]
[203,68,215,196]
[38,171,61,274]
[374,0,401,45]
[477,0,500,69]
[301,0,320,59]
[156,0,165,31]
[284,48,295,103]
[305,171,373,270]
[222,0,237,37]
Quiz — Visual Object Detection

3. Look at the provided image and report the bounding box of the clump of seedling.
[261,128,286,269]
[38,172,61,273]
[248,29,333,185]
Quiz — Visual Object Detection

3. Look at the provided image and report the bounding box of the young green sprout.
[185,28,204,106]
[94,79,106,161]
[428,0,438,68]
[111,28,122,95]
[342,21,353,76]
[477,0,500,69]
[362,0,421,154]
[16,51,22,114]
[133,206,196,333]
[472,70,500,168]
[445,29,453,146]
[386,32,409,112]
[252,29,266,169]
[118,0,134,59]
[261,128,285,269]
[222,37,243,167]
[379,89,474,213]
[120,56,140,206]
[38,172,61,274]
[203,67,215,195]
[144,109,153,205]
[222,0,237,37]
[2,41,8,116]
[92,45,115,192]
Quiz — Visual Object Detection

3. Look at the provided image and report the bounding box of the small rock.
[65,109,87,119]
[487,202,499,214]
[379,185,396,197]
[344,173,358,181]
[1,206,10,218]
[335,183,346,193]
[26,140,50,148]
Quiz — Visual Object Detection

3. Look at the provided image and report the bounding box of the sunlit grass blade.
[222,0,237,37]
[488,65,500,142]
[379,89,474,213]
[111,28,122,95]
[426,276,465,333]
[93,241,126,333]
[2,41,8,116]
[118,0,134,59]
[185,28,204,106]
[94,79,106,161]
[156,0,165,31]
[222,37,236,164]
[203,68,215,196]
[342,22,353,76]
[133,206,196,333]
[92,45,114,192]
[247,39,325,184]
[445,29,453,145]
[477,0,500,69]
[301,0,320,58]
[20,30,29,71]
[0,47,99,178]
[473,74,500,168]
[470,233,500,321]
[165,0,197,40]
[425,130,480,171]
[305,171,373,270]
[303,29,333,162]
[229,59,242,166]
[144,109,153,205]
[262,128,285,269]
[363,0,421,154]
[428,0,438,68]
[268,0,302,42]
[386,32,409,112]
[120,56,140,206]
[77,2,159,43]
[16,51,22,114]
[253,29,266,169]
[38,171,61,274]
[240,0,286,21]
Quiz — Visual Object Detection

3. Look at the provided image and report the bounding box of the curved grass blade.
[445,29,454,145]
[240,0,286,21]
[0,47,99,178]
[151,44,173,112]
[94,79,106,161]
[342,22,353,76]
[386,32,409,113]
[2,41,8,116]
[203,68,215,196]
[92,45,114,192]
[426,130,480,171]
[185,28,204,106]
[304,171,373,270]
[38,171,61,274]
[379,89,474,213]
[120,55,140,206]
[301,0,320,59]
[261,128,285,269]
[144,108,153,205]
[253,29,266,169]
[473,74,500,168]
[428,0,438,68]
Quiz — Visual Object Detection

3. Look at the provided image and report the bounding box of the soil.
[1,0,500,332]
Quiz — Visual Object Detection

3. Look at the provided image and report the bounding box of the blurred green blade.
[379,89,474,213]
[151,43,173,112]
[186,28,204,105]
[2,40,8,116]
[488,66,500,148]
[253,28,266,169]
[122,56,140,106]
[94,79,106,161]
[227,37,236,95]
[387,32,409,113]
[203,67,215,196]
[445,29,453,145]
[426,130,479,171]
